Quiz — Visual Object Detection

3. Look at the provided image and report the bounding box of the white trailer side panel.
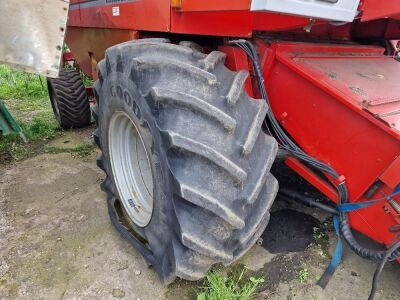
[0,0,70,78]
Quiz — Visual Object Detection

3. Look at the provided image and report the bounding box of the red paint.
[380,156,400,190]
[170,9,253,37]
[62,52,75,63]
[66,27,138,76]
[179,0,250,12]
[68,0,400,39]
[68,0,170,31]
[361,0,400,22]
[260,41,399,247]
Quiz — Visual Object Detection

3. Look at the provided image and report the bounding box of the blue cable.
[319,187,400,288]
[338,190,400,213]
[317,215,343,288]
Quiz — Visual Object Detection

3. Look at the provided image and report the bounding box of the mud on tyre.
[93,39,279,284]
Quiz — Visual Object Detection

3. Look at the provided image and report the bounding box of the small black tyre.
[47,68,91,129]
[93,39,279,284]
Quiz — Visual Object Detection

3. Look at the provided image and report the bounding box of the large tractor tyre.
[47,69,91,129]
[93,39,279,284]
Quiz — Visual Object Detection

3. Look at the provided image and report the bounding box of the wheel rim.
[108,112,154,227]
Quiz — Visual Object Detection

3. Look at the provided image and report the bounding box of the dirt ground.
[0,129,399,300]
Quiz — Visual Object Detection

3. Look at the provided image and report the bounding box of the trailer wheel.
[47,69,91,129]
[93,39,278,284]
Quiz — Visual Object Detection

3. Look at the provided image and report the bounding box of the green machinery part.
[0,100,27,142]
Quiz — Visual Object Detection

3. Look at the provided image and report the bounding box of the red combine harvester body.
[65,0,400,283]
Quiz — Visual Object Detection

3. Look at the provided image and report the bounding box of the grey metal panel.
[251,0,360,22]
[0,0,70,78]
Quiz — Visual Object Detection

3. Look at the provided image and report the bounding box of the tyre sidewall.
[46,79,62,124]
[98,71,174,254]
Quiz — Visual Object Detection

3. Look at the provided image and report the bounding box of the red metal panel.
[253,12,318,32]
[361,0,400,22]
[259,41,400,247]
[292,56,400,132]
[68,0,170,31]
[350,180,400,246]
[286,157,399,246]
[66,27,138,77]
[179,0,250,12]
[68,3,81,25]
[170,10,324,37]
[171,9,253,37]
[385,19,400,40]
[63,52,75,63]
[352,19,400,40]
[380,156,400,190]
[350,197,398,245]
[263,42,400,201]
[67,1,400,39]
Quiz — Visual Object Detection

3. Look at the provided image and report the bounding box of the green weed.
[312,225,329,258]
[298,264,309,284]
[80,71,94,87]
[63,63,93,87]
[197,269,264,300]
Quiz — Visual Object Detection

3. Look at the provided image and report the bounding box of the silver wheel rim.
[108,112,154,227]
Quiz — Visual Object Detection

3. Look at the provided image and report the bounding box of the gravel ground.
[0,130,399,300]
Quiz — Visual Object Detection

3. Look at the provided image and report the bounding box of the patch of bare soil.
[0,153,165,299]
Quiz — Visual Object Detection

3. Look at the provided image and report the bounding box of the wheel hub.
[108,112,154,227]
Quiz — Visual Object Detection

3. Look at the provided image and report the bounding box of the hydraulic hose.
[279,188,338,215]
[368,239,400,300]
[229,39,400,261]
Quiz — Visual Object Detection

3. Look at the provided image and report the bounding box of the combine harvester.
[1,1,399,298]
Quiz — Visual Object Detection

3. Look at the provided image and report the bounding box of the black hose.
[229,39,400,262]
[368,240,400,300]
[279,189,338,215]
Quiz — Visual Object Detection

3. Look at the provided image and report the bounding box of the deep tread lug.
[149,87,236,133]
[164,131,247,183]
[226,70,249,105]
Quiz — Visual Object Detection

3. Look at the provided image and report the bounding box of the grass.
[0,116,59,162]
[0,64,59,162]
[197,269,265,300]
[0,65,48,101]
[46,143,96,159]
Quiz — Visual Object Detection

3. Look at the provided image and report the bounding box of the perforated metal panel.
[0,0,70,78]
[251,0,361,22]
